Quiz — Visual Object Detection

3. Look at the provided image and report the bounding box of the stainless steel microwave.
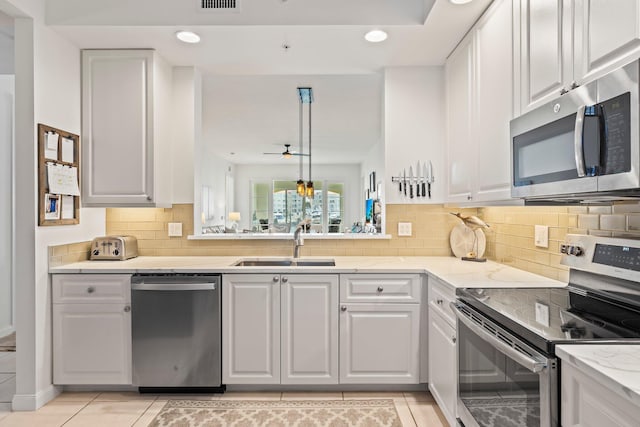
[510,60,640,202]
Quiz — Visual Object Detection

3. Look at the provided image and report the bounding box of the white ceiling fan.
[263,144,309,159]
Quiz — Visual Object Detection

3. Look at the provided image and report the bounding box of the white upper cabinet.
[81,49,172,207]
[445,0,514,204]
[518,0,640,114]
[519,0,572,112]
[574,0,640,84]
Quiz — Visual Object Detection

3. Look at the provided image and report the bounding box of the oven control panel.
[562,234,640,281]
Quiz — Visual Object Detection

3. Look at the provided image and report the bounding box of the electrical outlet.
[398,222,412,237]
[535,302,550,327]
[168,222,183,237]
[535,225,549,248]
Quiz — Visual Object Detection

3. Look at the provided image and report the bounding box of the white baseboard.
[12,385,61,411]
[0,326,14,339]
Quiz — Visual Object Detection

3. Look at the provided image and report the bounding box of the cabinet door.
[574,0,640,84]
[222,274,280,384]
[339,303,420,384]
[428,311,457,427]
[520,0,573,112]
[53,303,131,384]
[281,275,338,384]
[82,50,155,206]
[562,361,640,426]
[473,0,513,202]
[445,34,474,203]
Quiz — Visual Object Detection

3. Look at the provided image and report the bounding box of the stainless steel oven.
[511,59,640,201]
[453,301,557,427]
[453,234,640,427]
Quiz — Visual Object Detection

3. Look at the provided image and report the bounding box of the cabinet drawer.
[428,276,456,326]
[52,274,131,303]
[340,274,421,303]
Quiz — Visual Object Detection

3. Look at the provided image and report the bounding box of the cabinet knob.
[377,286,384,293]
[467,195,472,200]
[570,81,579,90]
[124,305,131,313]
[273,276,279,283]
[146,196,152,201]
[452,337,457,344]
[282,276,288,283]
[560,88,569,95]
[436,299,443,305]
[87,286,95,294]
[341,305,347,312]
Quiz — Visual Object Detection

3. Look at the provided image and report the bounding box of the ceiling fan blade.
[262,152,283,155]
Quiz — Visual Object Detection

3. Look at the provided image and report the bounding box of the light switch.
[168,222,183,237]
[398,222,412,237]
[535,225,549,248]
[535,302,550,327]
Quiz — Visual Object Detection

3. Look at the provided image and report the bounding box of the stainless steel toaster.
[90,235,138,260]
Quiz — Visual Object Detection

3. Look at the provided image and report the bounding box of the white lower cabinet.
[281,275,339,384]
[52,274,132,385]
[222,274,281,384]
[222,274,339,385]
[428,310,457,426]
[562,359,640,427]
[339,304,420,384]
[428,277,458,426]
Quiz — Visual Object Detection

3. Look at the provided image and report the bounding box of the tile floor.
[0,390,447,426]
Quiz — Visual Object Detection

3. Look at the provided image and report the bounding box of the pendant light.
[296,93,305,196]
[297,87,314,198]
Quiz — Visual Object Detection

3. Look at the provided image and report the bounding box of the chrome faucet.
[293,219,310,258]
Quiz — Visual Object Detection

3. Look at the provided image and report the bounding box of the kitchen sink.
[232,258,335,267]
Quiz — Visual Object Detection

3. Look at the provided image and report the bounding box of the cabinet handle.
[341,305,347,312]
[273,276,279,283]
[436,299,443,305]
[282,277,288,283]
[452,336,457,344]
[377,286,383,292]
[87,286,95,294]
[124,305,131,313]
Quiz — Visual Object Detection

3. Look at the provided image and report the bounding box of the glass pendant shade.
[296,179,305,196]
[305,181,314,198]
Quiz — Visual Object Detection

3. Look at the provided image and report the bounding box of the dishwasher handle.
[132,283,216,291]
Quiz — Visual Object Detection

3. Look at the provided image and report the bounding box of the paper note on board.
[61,195,75,219]
[61,137,74,163]
[47,163,80,196]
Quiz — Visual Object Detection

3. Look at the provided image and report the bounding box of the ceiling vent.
[200,0,241,11]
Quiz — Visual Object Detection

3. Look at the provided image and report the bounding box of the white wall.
[2,0,106,410]
[234,163,361,231]
[0,75,13,338]
[171,67,200,203]
[384,67,445,204]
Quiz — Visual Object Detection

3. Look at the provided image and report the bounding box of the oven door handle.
[451,302,547,373]
[574,105,587,177]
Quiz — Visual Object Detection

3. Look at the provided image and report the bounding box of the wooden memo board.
[37,123,80,226]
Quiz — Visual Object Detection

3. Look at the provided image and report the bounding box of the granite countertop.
[556,345,640,407]
[49,256,566,289]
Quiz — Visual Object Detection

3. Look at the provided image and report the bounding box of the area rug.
[0,332,15,352]
[463,397,540,427]
[149,399,402,427]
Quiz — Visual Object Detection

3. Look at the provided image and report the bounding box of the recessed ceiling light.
[176,30,201,44]
[364,29,388,43]
[449,0,473,4]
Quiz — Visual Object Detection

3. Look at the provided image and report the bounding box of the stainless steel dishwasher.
[131,273,223,392]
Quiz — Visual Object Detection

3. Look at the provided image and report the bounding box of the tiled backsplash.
[105,204,479,257]
[48,202,640,282]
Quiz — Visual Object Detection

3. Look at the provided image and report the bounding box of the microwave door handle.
[574,105,587,177]
[451,302,547,373]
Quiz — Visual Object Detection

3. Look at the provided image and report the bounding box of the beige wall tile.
[577,214,599,230]
[599,214,626,231]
